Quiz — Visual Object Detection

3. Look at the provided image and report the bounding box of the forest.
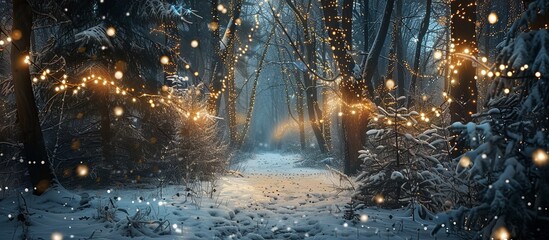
[0,0,548,239]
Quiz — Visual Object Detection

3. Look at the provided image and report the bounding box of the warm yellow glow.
[51,232,63,240]
[504,88,510,94]
[488,12,499,24]
[113,106,124,116]
[492,226,510,240]
[114,71,123,79]
[106,27,116,37]
[533,149,548,167]
[499,64,505,70]
[190,40,199,48]
[160,56,170,65]
[385,79,395,90]
[374,194,384,204]
[459,156,471,168]
[434,50,442,60]
[76,164,89,177]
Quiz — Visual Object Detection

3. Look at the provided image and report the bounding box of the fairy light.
[492,226,510,240]
[533,149,548,167]
[459,156,471,168]
[160,56,170,65]
[114,71,123,79]
[106,27,116,37]
[488,12,498,24]
[76,164,89,177]
[434,50,443,59]
[190,40,199,48]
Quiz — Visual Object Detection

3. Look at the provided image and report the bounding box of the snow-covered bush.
[353,94,452,215]
[433,1,549,238]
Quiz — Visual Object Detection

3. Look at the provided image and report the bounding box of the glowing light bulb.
[114,71,123,79]
[190,40,199,48]
[113,106,124,116]
[76,164,89,177]
[459,156,471,168]
[533,149,548,167]
[385,79,395,89]
[374,194,384,204]
[434,50,442,60]
[160,56,170,65]
[488,12,498,24]
[492,226,510,240]
[106,27,116,37]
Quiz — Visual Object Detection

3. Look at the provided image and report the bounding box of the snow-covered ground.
[0,152,454,239]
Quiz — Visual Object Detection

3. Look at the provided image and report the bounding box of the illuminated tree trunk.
[222,0,242,145]
[321,0,371,174]
[285,0,329,153]
[235,27,275,149]
[449,0,478,156]
[408,0,432,107]
[11,0,55,195]
[208,0,223,114]
[322,88,332,151]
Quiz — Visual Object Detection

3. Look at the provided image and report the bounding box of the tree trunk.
[395,0,406,97]
[407,0,432,107]
[224,0,242,146]
[285,0,329,153]
[96,90,113,163]
[361,0,395,98]
[320,0,369,174]
[449,0,478,156]
[363,0,370,52]
[294,72,306,150]
[11,0,55,195]
[208,0,223,114]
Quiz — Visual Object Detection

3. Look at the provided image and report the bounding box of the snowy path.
[0,152,451,239]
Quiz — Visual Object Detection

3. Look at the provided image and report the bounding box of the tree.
[434,0,549,238]
[407,0,432,107]
[449,0,478,157]
[319,0,394,174]
[11,0,55,195]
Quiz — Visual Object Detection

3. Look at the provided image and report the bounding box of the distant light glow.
[533,149,548,167]
[114,71,123,79]
[160,56,170,65]
[114,106,124,116]
[106,27,116,37]
[492,226,510,240]
[434,50,442,60]
[191,40,199,48]
[459,156,471,168]
[488,12,498,24]
[76,164,89,177]
[51,232,63,240]
[385,79,395,90]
